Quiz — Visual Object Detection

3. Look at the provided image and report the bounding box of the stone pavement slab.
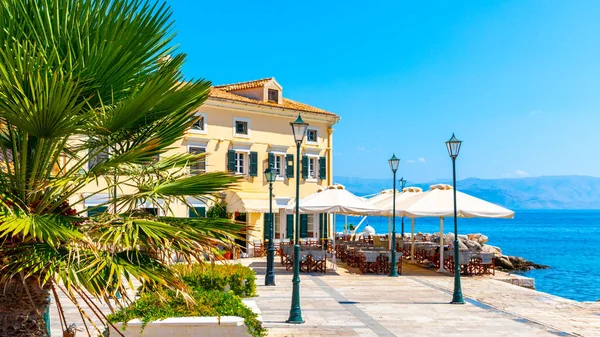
[244,258,600,337]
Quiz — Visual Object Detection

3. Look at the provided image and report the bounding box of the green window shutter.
[249,151,258,177]
[87,206,108,217]
[319,156,326,180]
[227,150,235,172]
[300,214,308,238]
[286,154,294,178]
[301,156,308,180]
[286,214,294,239]
[264,213,271,241]
[268,153,274,170]
[320,213,328,239]
[189,206,206,218]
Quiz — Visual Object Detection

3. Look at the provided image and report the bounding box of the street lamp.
[446,133,464,305]
[388,154,400,277]
[264,165,277,286]
[287,114,308,324]
[399,177,407,239]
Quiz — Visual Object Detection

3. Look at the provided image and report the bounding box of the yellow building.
[76,77,340,254]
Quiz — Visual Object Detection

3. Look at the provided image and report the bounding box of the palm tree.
[0,1,242,336]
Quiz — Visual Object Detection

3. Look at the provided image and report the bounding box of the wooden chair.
[480,252,495,275]
[360,251,381,274]
[311,251,327,273]
[252,240,264,257]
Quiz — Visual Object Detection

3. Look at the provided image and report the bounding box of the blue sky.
[168,0,600,182]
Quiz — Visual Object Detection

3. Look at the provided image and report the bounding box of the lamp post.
[388,154,400,277]
[264,165,277,286]
[446,133,465,304]
[287,114,308,324]
[399,177,406,239]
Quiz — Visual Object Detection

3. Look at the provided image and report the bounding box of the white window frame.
[273,213,281,239]
[233,117,251,138]
[190,112,207,134]
[307,214,317,238]
[306,127,319,145]
[306,155,319,182]
[271,152,286,181]
[187,144,207,174]
[234,151,248,175]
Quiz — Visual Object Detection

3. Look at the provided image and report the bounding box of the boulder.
[464,240,482,252]
[481,244,502,256]
[457,234,468,241]
[495,255,514,270]
[458,240,468,250]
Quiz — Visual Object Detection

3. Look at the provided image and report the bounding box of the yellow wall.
[74,96,339,249]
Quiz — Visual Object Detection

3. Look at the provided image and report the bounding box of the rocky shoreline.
[425,232,550,272]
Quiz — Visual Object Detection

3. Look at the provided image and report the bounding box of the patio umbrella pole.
[410,218,415,263]
[437,217,446,272]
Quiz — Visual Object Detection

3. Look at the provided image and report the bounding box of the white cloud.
[356,147,382,153]
[502,169,531,178]
[406,158,425,164]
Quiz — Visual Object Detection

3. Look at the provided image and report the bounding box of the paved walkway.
[48,259,600,336]
[242,259,600,337]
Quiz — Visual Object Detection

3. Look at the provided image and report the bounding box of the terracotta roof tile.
[208,87,337,117]
[213,78,274,91]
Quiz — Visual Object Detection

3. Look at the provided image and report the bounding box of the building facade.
[75,78,340,252]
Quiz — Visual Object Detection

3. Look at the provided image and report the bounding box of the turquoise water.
[335,210,600,302]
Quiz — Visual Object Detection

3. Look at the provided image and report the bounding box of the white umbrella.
[395,184,514,272]
[367,189,398,206]
[373,187,423,254]
[288,184,380,215]
[287,184,380,269]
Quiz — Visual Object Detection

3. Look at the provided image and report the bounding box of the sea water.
[335,210,600,302]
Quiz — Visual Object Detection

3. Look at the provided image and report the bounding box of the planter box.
[109,316,251,337]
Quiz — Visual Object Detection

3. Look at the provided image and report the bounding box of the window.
[308,157,318,180]
[273,154,284,178]
[188,206,206,218]
[307,128,318,144]
[273,213,281,239]
[307,214,316,237]
[192,113,206,132]
[267,89,279,103]
[234,119,248,136]
[142,207,158,216]
[235,152,246,174]
[88,149,109,170]
[87,206,108,217]
[188,146,206,174]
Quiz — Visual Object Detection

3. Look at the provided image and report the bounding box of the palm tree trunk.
[0,277,50,337]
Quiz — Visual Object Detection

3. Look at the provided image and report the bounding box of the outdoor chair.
[311,251,327,273]
[300,250,312,272]
[446,250,473,275]
[360,251,381,274]
[480,252,495,275]
[383,251,403,275]
[252,240,264,257]
[282,245,294,270]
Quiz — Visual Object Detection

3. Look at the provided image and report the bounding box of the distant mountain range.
[334,175,600,210]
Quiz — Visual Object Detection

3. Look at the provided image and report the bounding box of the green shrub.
[107,289,266,337]
[174,263,257,298]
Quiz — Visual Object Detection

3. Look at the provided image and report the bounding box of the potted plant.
[349,224,356,236]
